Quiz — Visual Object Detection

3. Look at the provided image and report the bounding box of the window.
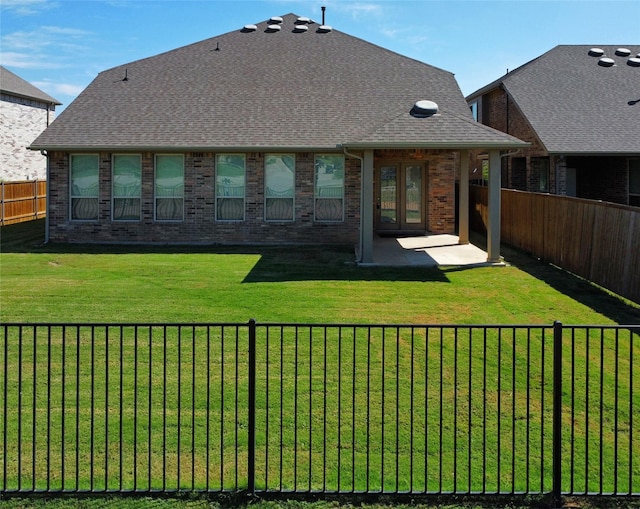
[155,155,184,221]
[216,154,245,221]
[531,157,550,192]
[470,101,478,121]
[265,154,294,221]
[630,158,640,207]
[70,154,99,220]
[112,154,142,221]
[315,155,344,221]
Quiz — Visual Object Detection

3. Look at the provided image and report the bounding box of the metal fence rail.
[1,322,638,503]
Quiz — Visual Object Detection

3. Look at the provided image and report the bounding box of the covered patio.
[363,233,500,267]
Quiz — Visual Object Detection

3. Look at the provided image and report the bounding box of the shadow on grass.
[469,232,640,325]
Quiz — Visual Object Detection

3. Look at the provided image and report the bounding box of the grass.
[1,220,639,508]
[1,220,639,325]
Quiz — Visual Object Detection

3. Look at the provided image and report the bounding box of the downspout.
[40,150,49,243]
[342,147,365,262]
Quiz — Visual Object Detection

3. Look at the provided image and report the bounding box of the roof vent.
[293,25,309,33]
[296,16,311,24]
[588,48,604,57]
[597,57,616,67]
[627,57,640,67]
[266,24,282,32]
[269,16,283,23]
[242,24,257,32]
[615,48,631,57]
[411,100,439,118]
[317,25,333,33]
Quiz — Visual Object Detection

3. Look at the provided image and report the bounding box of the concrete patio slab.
[361,233,504,267]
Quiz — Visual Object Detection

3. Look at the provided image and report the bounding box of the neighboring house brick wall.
[571,156,628,204]
[0,94,53,181]
[48,149,457,244]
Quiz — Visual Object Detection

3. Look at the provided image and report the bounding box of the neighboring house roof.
[0,66,61,105]
[466,45,640,155]
[30,13,525,152]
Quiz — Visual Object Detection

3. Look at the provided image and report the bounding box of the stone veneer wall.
[47,149,457,244]
[0,95,54,181]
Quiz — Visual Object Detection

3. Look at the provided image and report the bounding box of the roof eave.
[27,143,344,152]
[339,141,530,150]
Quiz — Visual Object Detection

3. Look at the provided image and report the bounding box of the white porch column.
[360,150,374,263]
[458,150,469,245]
[487,149,501,263]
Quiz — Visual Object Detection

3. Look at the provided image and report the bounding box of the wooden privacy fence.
[470,186,640,305]
[0,180,46,226]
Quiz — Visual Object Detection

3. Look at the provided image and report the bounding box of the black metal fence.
[1,321,638,503]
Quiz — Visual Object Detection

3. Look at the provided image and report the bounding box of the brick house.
[466,45,640,207]
[30,13,526,262]
[1,66,61,181]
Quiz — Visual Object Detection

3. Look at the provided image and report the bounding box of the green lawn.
[1,220,639,508]
[1,220,639,325]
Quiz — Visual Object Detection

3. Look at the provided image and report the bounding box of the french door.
[375,163,426,232]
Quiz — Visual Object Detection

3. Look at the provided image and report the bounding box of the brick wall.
[48,149,459,244]
[0,96,54,181]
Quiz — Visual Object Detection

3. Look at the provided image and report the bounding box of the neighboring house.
[466,45,640,207]
[30,13,526,262]
[0,66,61,181]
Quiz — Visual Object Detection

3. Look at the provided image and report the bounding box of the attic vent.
[317,25,333,33]
[411,100,439,118]
[293,25,309,33]
[588,48,604,57]
[269,16,283,23]
[243,24,257,32]
[627,57,640,67]
[615,48,631,57]
[598,57,616,67]
[296,16,311,24]
[267,24,282,32]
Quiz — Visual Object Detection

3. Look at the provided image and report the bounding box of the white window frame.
[215,153,246,222]
[112,154,142,222]
[314,154,345,222]
[154,154,184,222]
[265,153,295,222]
[70,153,100,221]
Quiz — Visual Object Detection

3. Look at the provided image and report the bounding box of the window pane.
[156,155,184,196]
[113,155,141,220]
[156,155,184,221]
[71,155,99,220]
[216,154,245,221]
[71,155,99,197]
[113,155,141,197]
[405,165,422,224]
[216,155,245,197]
[265,154,294,221]
[315,155,344,221]
[265,155,294,197]
[113,198,140,221]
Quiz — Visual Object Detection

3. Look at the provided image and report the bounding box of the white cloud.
[0,0,56,16]
[0,51,65,69]
[33,81,86,97]
[1,25,94,70]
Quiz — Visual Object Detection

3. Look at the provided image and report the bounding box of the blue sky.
[1,0,638,112]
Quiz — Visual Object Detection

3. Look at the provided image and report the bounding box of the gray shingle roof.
[1,66,61,105]
[31,13,525,151]
[467,45,640,155]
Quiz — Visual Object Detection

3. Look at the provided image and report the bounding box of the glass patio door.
[375,163,425,232]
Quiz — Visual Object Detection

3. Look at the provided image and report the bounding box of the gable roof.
[467,45,640,155]
[0,66,61,105]
[30,13,526,152]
